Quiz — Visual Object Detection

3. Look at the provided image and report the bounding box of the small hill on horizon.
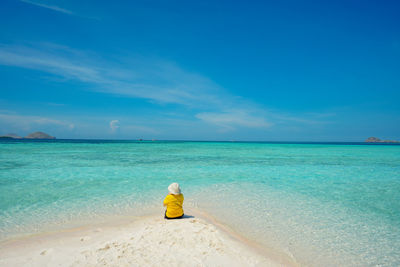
[0,133,22,139]
[25,131,56,139]
[365,137,399,143]
[1,132,56,139]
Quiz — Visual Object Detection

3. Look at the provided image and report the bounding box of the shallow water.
[0,140,399,266]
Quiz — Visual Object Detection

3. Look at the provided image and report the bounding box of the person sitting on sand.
[163,183,184,219]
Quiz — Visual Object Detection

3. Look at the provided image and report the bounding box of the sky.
[0,0,399,141]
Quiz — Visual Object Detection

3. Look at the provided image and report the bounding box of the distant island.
[365,137,399,143]
[0,133,22,139]
[0,132,55,139]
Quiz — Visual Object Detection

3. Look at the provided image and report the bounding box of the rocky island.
[25,132,56,139]
[0,133,22,139]
[0,132,55,139]
[365,137,399,143]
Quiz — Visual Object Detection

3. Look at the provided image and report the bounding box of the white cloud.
[110,120,120,132]
[20,0,74,15]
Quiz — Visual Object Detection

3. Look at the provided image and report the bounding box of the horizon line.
[2,137,399,144]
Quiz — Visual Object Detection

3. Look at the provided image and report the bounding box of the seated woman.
[163,183,184,219]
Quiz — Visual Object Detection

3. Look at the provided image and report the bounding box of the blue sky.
[0,0,399,141]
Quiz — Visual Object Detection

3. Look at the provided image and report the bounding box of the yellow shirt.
[163,194,184,218]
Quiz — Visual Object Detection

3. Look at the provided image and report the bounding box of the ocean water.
[0,140,399,266]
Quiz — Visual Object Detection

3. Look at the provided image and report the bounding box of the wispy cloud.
[34,117,75,129]
[0,44,222,107]
[0,43,332,133]
[0,43,242,109]
[123,124,158,135]
[46,102,66,107]
[0,112,75,133]
[20,0,74,15]
[196,110,271,132]
[0,44,100,82]
[271,112,334,125]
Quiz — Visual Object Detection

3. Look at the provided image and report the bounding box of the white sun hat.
[168,183,181,195]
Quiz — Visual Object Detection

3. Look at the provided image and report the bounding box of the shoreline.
[0,208,298,266]
[187,208,298,266]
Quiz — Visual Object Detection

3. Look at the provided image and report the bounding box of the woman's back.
[163,193,184,218]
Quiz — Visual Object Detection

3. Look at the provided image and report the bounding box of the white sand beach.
[0,210,295,267]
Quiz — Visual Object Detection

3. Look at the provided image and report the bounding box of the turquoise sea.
[1,140,399,266]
